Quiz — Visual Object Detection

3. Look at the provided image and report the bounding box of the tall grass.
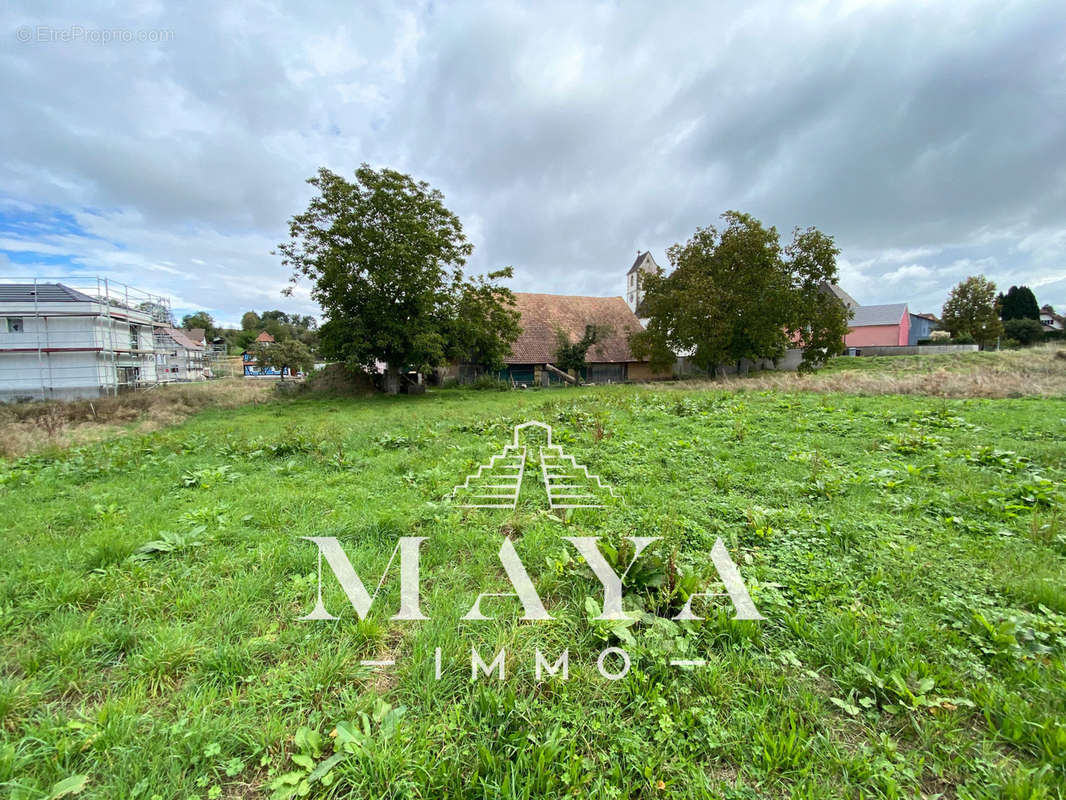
[0,379,274,458]
[688,344,1066,398]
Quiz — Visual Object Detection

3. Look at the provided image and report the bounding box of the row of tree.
[940,279,1053,348]
[178,308,319,354]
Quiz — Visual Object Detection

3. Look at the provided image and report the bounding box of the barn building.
[497,293,664,385]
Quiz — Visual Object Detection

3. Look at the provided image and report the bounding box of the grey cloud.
[1,0,1064,323]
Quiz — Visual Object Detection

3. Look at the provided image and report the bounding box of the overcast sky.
[2,0,1064,327]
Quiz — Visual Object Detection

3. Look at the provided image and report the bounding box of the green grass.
[1,383,1065,798]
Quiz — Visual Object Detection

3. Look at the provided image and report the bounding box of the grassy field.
[2,357,1065,798]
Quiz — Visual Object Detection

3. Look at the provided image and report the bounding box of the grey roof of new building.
[850,303,908,327]
[0,283,96,303]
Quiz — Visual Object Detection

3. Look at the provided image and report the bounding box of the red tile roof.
[255,331,275,343]
[505,293,645,364]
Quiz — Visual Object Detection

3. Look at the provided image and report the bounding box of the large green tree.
[181,312,215,336]
[941,276,1004,348]
[240,311,261,331]
[997,285,1040,321]
[278,166,520,393]
[630,212,850,374]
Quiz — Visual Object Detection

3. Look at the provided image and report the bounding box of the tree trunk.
[384,364,401,395]
[544,363,578,384]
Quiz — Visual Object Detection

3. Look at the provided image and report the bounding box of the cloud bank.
[2,0,1063,325]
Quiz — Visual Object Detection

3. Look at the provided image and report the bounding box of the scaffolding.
[0,276,173,402]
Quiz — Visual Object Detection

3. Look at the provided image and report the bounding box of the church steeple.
[625,251,659,314]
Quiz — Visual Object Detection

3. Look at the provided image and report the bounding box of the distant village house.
[153,325,207,382]
[1040,305,1064,331]
[242,331,295,378]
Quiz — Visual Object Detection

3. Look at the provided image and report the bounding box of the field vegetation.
[1,351,1064,798]
[0,380,274,459]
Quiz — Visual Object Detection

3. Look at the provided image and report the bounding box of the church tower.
[626,251,660,315]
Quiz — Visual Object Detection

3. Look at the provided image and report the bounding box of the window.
[6,317,24,333]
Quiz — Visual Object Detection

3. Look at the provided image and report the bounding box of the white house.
[153,326,207,382]
[0,281,161,402]
[1040,305,1063,332]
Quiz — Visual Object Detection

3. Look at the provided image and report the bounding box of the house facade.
[845,303,910,347]
[0,281,160,402]
[242,331,292,378]
[154,326,207,382]
[908,313,939,345]
[1040,305,1064,332]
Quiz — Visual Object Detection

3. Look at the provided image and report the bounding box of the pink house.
[845,303,910,347]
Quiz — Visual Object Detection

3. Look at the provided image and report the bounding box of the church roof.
[627,251,660,275]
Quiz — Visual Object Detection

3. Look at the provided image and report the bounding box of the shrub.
[1003,318,1045,346]
[469,375,511,391]
[303,364,378,395]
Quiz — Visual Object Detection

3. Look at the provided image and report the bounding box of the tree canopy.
[277,165,520,392]
[234,310,318,351]
[554,324,612,374]
[941,276,1004,348]
[1003,317,1045,346]
[248,339,314,380]
[181,312,215,335]
[629,212,850,374]
[997,285,1040,321]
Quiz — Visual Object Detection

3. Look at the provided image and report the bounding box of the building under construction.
[0,277,172,402]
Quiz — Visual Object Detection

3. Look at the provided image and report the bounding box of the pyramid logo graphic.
[450,421,620,509]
